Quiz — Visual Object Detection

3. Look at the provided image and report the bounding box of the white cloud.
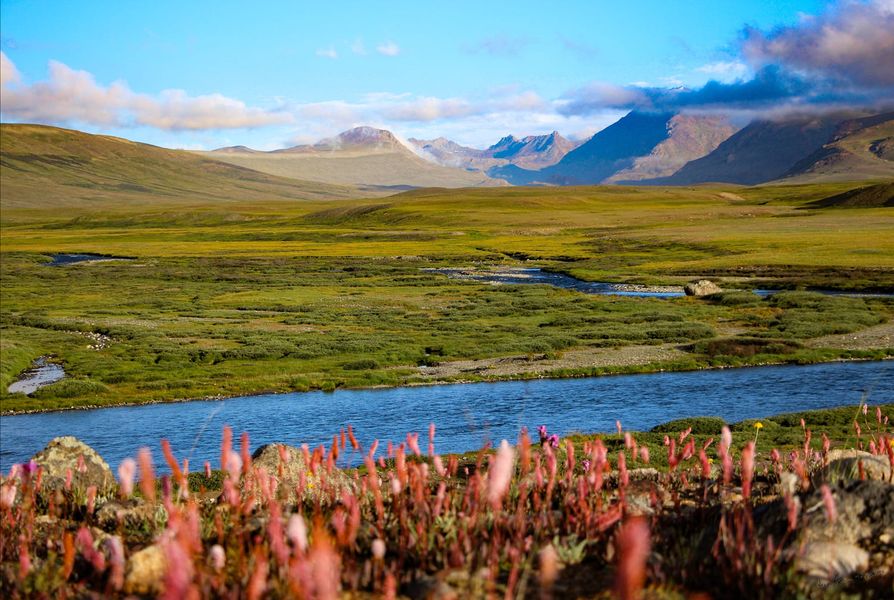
[0,54,292,130]
[1,51,21,86]
[696,60,749,82]
[376,41,400,56]
[315,47,338,59]
[384,96,474,120]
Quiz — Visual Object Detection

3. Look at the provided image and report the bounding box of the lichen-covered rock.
[797,541,869,581]
[96,499,168,536]
[124,544,166,596]
[814,452,892,484]
[250,443,352,502]
[684,280,722,296]
[30,436,115,497]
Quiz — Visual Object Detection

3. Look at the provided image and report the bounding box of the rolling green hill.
[0,124,372,210]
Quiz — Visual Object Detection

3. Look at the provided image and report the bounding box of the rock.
[814,455,892,485]
[802,480,894,546]
[250,443,352,502]
[626,494,654,517]
[797,541,869,581]
[405,574,459,600]
[124,544,166,596]
[777,472,800,497]
[604,468,660,487]
[96,499,167,536]
[30,436,115,498]
[684,280,722,296]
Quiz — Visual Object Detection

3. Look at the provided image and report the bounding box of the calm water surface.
[1,360,891,472]
[429,267,894,298]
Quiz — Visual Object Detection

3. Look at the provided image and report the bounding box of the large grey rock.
[684,280,722,296]
[31,436,115,497]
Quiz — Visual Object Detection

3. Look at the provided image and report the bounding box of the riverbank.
[3,401,892,598]
[2,348,892,416]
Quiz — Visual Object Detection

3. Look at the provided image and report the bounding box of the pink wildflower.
[488,440,515,508]
[639,446,649,463]
[137,448,155,503]
[618,451,629,487]
[105,535,125,590]
[615,517,651,600]
[209,544,226,570]
[741,441,755,499]
[784,493,799,531]
[721,426,732,452]
[118,458,137,498]
[820,484,837,523]
[372,538,386,560]
[287,514,308,553]
[0,482,17,509]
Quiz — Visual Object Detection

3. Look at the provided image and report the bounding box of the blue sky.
[1,0,891,149]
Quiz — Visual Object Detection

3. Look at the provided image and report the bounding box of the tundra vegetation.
[1,182,893,412]
[1,403,892,597]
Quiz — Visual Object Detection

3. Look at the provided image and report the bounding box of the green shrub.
[692,337,802,358]
[32,378,109,398]
[651,416,726,435]
[341,358,380,370]
[705,291,763,307]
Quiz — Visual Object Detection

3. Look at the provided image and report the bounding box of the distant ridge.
[208,126,505,188]
[212,145,261,154]
[409,131,579,172]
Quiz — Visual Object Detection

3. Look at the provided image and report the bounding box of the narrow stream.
[7,358,65,395]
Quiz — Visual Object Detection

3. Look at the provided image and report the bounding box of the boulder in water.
[684,280,722,296]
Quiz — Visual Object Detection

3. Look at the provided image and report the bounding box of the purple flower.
[549,434,559,449]
[582,459,591,472]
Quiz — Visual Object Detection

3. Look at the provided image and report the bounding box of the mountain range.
[204,110,893,189]
[2,110,891,205]
[648,111,894,186]
[408,131,580,172]
[205,127,504,189]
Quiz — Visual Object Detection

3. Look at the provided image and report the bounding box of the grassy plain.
[1,180,893,413]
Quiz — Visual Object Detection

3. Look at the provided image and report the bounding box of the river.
[1,360,890,472]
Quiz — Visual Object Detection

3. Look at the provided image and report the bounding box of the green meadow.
[2,182,893,412]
